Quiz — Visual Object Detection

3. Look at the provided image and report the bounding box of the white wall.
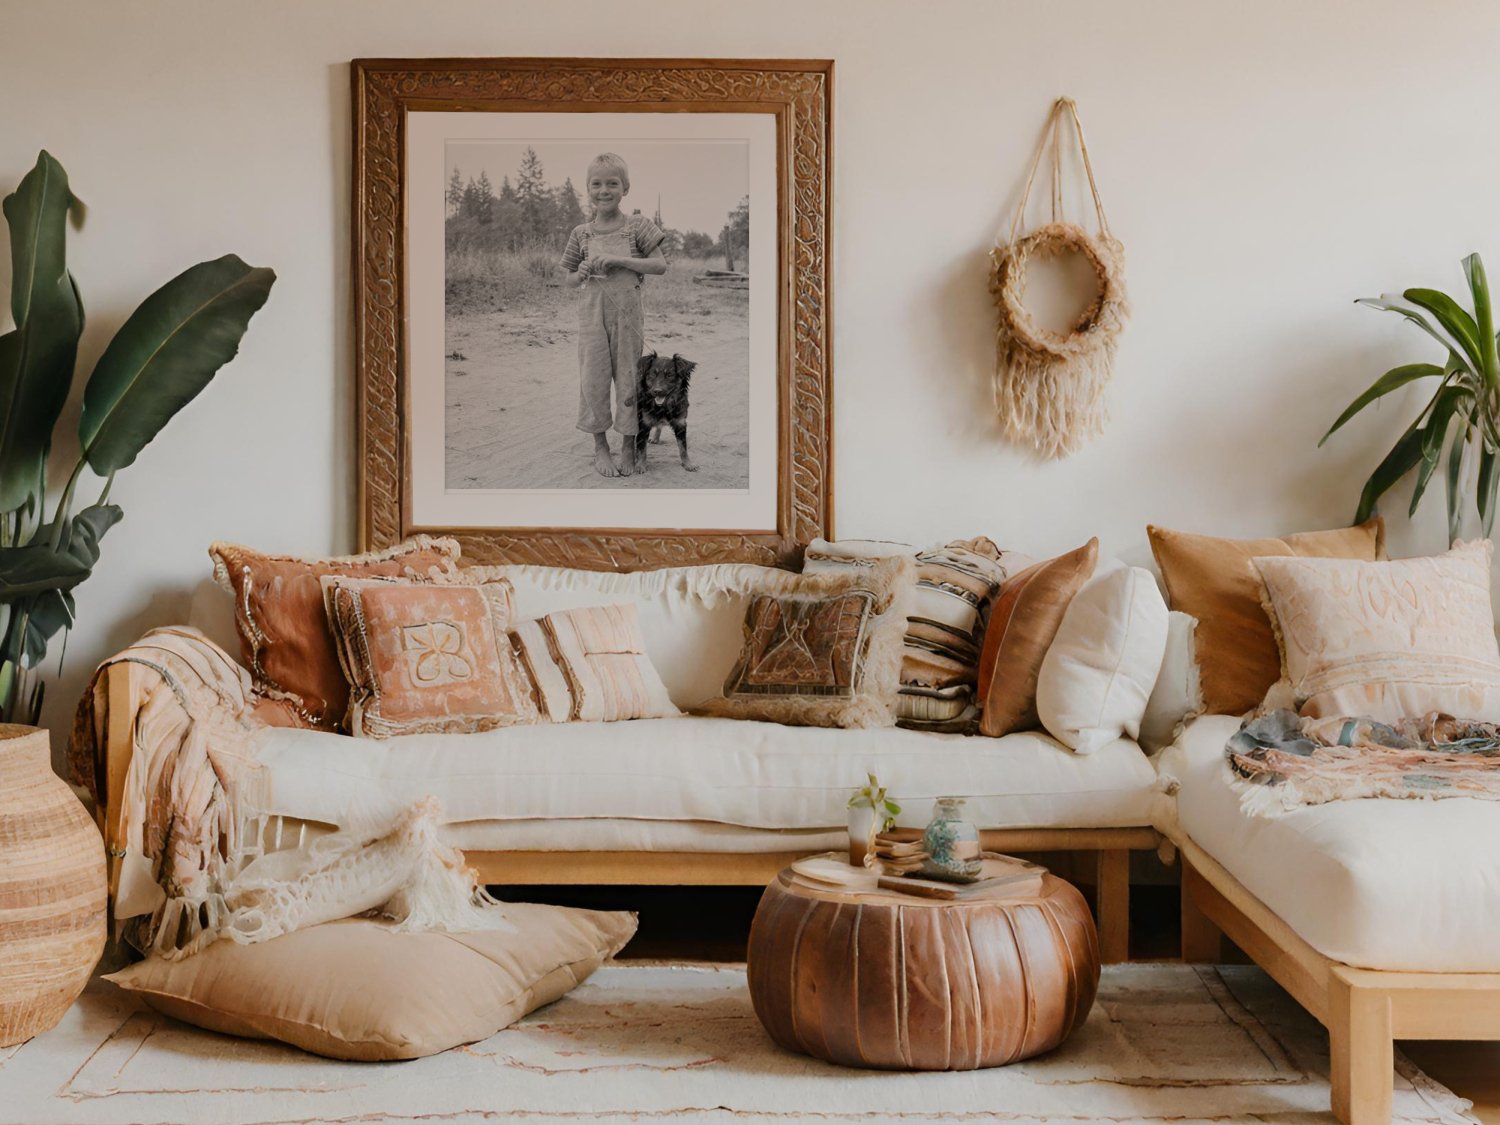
[3,0,1497,745]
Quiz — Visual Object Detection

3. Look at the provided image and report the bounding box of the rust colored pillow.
[323,575,540,738]
[977,539,1099,738]
[1147,518,1385,716]
[210,537,461,730]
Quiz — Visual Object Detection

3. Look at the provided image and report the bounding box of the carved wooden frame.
[352,57,833,569]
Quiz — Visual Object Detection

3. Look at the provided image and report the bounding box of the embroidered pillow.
[1254,540,1500,723]
[1147,519,1385,716]
[210,537,461,730]
[803,538,1026,731]
[322,575,539,738]
[700,555,915,729]
[509,603,679,723]
[976,539,1099,738]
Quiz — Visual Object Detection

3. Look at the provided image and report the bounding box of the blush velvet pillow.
[700,555,916,729]
[322,574,540,738]
[977,539,1099,738]
[1147,518,1385,717]
[1254,539,1500,723]
[211,537,461,730]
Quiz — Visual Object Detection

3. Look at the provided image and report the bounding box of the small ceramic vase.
[921,796,983,882]
[847,804,878,866]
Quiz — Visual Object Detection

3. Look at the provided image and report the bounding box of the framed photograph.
[352,58,833,569]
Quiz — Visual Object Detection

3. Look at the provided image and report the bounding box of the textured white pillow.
[1254,539,1500,722]
[1138,611,1203,751]
[1036,564,1169,753]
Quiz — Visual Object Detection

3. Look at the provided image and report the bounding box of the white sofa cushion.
[1035,564,1168,754]
[1158,714,1500,972]
[249,716,1158,833]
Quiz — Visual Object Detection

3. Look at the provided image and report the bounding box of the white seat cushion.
[1158,714,1500,972]
[249,717,1157,834]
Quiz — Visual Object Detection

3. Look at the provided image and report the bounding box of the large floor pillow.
[105,903,636,1060]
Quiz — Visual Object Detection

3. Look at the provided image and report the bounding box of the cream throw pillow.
[105,903,637,1061]
[1035,564,1169,754]
[510,603,679,723]
[1254,540,1500,722]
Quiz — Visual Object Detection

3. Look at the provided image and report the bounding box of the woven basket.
[0,724,106,1046]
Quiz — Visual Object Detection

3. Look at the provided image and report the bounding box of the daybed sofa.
[90,559,1163,964]
[1160,715,1500,1125]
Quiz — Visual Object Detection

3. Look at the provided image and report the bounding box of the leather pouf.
[748,869,1099,1070]
[0,724,106,1046]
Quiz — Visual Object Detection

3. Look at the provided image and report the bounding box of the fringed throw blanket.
[1226,708,1500,816]
[69,627,509,959]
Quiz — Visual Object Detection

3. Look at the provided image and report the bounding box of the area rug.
[0,962,1475,1124]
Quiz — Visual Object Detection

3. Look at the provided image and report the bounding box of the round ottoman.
[747,864,1099,1070]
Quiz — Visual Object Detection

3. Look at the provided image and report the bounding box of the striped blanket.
[1226,708,1500,816]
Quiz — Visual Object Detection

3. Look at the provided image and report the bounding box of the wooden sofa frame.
[1179,835,1500,1125]
[99,661,1156,963]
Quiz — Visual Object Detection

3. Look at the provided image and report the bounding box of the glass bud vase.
[921,797,983,882]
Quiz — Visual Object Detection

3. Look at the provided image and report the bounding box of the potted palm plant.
[1323,253,1500,544]
[0,150,274,724]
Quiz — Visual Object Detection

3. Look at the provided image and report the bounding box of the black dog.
[634,351,699,473]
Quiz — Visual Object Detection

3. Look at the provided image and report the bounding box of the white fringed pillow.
[1035,564,1169,753]
[1254,540,1500,722]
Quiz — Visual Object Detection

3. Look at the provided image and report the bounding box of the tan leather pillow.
[323,575,540,737]
[104,904,637,1061]
[1147,518,1385,716]
[210,537,461,729]
[977,539,1099,737]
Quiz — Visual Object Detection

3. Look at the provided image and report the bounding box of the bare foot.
[618,452,635,477]
[593,449,619,477]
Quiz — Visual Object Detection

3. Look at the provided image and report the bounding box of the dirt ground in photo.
[445,254,750,491]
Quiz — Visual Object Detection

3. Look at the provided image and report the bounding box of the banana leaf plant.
[1322,253,1500,545]
[0,151,274,725]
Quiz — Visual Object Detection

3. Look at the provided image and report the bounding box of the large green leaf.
[0,542,90,598]
[79,254,274,473]
[1462,253,1499,391]
[1481,447,1500,536]
[1404,287,1483,373]
[1355,421,1426,524]
[1320,362,1443,446]
[1446,410,1472,544]
[0,151,83,512]
[1357,295,1472,367]
[1410,387,1469,517]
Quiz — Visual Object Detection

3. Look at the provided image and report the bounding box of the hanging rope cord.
[1004,97,1114,249]
[990,97,1129,461]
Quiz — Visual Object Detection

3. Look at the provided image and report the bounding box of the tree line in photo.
[446,146,749,270]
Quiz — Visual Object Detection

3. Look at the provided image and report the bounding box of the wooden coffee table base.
[747,866,1100,1070]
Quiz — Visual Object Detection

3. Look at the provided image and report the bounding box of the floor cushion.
[105,902,637,1060]
[1158,714,1500,972]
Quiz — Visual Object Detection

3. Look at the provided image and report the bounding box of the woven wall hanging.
[990,97,1129,460]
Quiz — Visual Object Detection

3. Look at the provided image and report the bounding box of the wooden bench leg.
[1329,968,1393,1125]
[1094,848,1129,964]
[1179,858,1224,963]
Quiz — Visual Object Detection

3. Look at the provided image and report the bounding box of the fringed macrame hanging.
[990,98,1129,460]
